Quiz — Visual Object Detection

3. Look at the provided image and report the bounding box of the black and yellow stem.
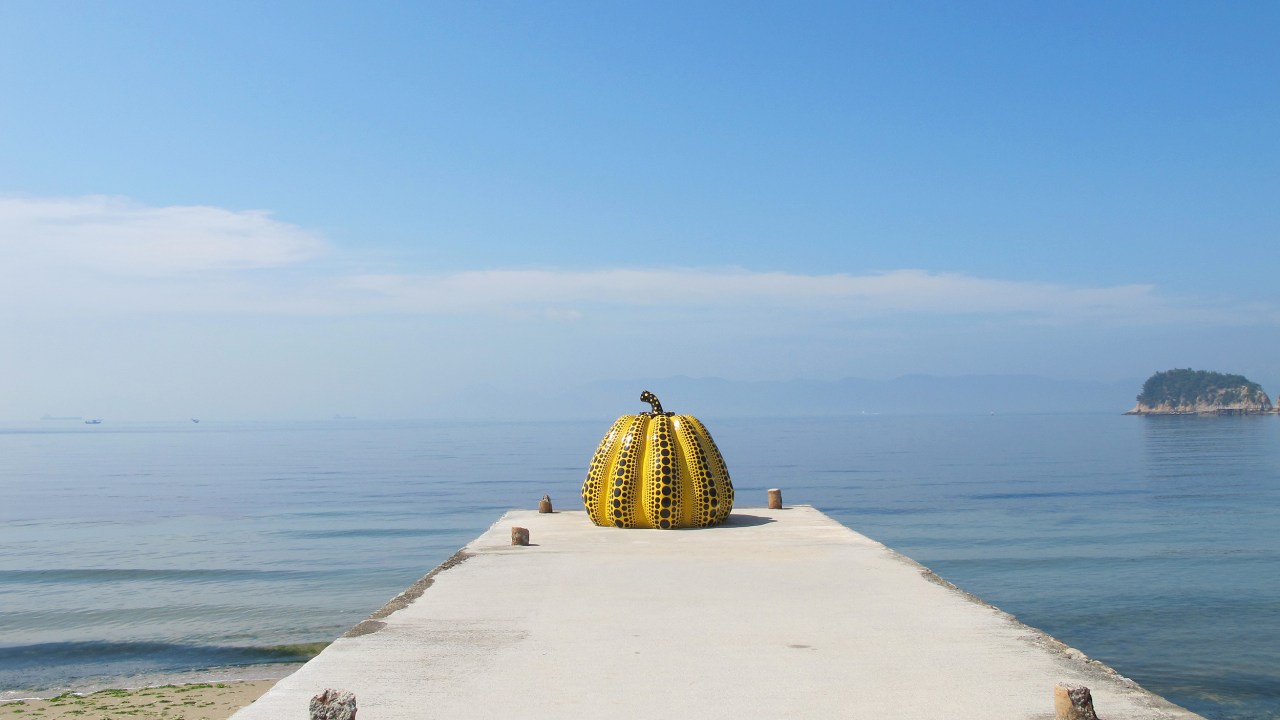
[640,390,669,416]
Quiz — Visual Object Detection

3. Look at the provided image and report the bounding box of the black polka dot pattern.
[581,393,734,529]
[581,416,629,523]
[682,416,734,525]
[641,415,682,529]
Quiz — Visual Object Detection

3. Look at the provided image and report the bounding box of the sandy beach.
[0,681,276,720]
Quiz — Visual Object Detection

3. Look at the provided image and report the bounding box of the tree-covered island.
[1127,369,1274,415]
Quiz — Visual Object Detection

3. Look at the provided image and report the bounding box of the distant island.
[1127,369,1274,415]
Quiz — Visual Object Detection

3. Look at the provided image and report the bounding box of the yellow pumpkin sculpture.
[582,391,734,529]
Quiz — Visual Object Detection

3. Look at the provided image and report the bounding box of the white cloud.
[334,268,1184,325]
[0,194,326,275]
[4,194,1279,419]
[3,194,1276,330]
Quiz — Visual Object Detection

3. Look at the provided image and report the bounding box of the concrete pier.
[232,506,1202,720]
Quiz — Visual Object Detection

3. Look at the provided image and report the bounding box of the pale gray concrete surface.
[232,506,1203,720]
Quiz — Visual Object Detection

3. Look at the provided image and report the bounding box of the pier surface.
[233,506,1201,720]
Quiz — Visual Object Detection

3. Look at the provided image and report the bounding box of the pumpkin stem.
[640,390,666,415]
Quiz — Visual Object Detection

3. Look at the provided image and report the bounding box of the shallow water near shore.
[2,414,1278,718]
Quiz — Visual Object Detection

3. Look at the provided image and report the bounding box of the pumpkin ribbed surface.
[581,393,734,529]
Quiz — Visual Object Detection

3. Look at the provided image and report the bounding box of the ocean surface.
[2,414,1278,719]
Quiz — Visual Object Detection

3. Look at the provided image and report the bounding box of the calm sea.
[2,414,1278,719]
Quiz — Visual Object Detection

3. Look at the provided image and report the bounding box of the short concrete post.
[310,688,357,720]
[1054,683,1099,720]
[768,488,783,509]
[538,494,553,513]
[511,527,530,546]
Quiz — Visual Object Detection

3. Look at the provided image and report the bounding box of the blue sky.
[1,2,1277,419]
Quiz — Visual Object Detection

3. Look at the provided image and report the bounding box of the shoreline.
[0,680,279,720]
[0,663,300,703]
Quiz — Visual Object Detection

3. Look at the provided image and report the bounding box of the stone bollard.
[1054,683,1099,720]
[511,527,530,546]
[310,688,357,720]
[538,494,553,513]
[768,488,783,509]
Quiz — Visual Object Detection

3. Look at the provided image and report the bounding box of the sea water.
[1,414,1278,719]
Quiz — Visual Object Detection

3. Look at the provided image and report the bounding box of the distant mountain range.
[441,374,1143,420]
